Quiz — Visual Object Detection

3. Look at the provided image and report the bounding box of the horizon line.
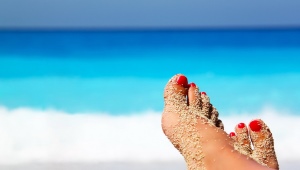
[1,26,300,32]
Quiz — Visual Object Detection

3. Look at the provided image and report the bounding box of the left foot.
[162,74,270,170]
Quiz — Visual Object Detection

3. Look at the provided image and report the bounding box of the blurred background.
[0,0,300,169]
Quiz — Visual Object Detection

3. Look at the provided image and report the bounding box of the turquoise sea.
[0,29,300,166]
[1,29,300,114]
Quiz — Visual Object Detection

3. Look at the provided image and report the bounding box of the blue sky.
[1,0,300,29]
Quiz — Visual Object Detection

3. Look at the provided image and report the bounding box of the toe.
[249,119,279,169]
[162,74,189,135]
[234,122,252,156]
[216,119,224,130]
[210,106,224,129]
[229,132,237,140]
[199,91,224,129]
[200,91,211,118]
[210,106,219,123]
[163,74,189,108]
[187,82,201,111]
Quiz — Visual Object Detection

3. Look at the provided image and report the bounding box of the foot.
[230,120,279,169]
[162,74,272,170]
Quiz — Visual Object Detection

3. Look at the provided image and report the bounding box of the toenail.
[189,82,196,87]
[229,132,236,137]
[249,119,262,132]
[176,75,188,87]
[201,92,207,95]
[237,123,245,128]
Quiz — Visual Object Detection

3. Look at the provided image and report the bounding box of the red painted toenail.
[176,75,188,87]
[189,83,196,87]
[249,120,262,132]
[229,132,236,137]
[201,92,206,95]
[238,123,245,128]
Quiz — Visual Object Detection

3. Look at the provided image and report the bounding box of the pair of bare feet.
[161,74,279,170]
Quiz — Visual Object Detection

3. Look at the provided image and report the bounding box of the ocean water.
[0,29,300,169]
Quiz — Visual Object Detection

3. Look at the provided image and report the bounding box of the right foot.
[162,74,276,170]
[230,120,279,169]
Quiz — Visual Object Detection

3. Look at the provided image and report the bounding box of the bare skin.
[231,120,279,169]
[162,74,278,170]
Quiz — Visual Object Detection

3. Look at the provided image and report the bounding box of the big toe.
[163,74,188,108]
[249,119,279,169]
[162,74,189,135]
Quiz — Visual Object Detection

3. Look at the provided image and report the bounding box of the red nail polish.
[201,92,206,95]
[237,123,245,128]
[229,132,236,137]
[249,120,262,132]
[189,83,196,87]
[176,75,188,87]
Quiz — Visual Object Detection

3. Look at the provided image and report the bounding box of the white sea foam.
[0,106,299,165]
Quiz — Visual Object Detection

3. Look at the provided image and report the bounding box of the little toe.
[200,92,224,129]
[216,119,224,130]
[229,132,237,141]
[234,122,252,156]
[211,106,224,129]
[249,119,279,169]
